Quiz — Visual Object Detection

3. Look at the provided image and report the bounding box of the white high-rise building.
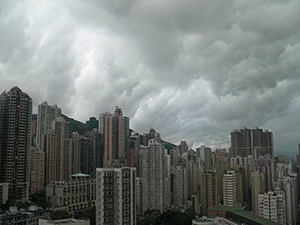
[172,160,188,210]
[278,173,298,225]
[258,188,286,225]
[223,171,237,206]
[96,167,136,225]
[141,139,166,213]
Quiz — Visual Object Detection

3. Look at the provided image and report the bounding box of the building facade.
[36,101,61,149]
[223,171,237,207]
[30,148,45,194]
[251,171,266,215]
[200,171,218,215]
[103,107,130,167]
[258,188,286,224]
[46,173,96,212]
[0,87,32,201]
[96,167,136,225]
[141,139,167,214]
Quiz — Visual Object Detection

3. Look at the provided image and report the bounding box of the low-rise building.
[39,218,90,225]
[46,173,96,212]
[0,205,50,225]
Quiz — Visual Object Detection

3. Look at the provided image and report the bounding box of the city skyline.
[1,1,300,157]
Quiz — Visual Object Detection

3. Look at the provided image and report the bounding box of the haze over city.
[1,0,300,157]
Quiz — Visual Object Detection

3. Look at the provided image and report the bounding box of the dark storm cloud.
[1,0,300,156]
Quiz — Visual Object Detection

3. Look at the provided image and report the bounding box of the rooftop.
[208,206,281,225]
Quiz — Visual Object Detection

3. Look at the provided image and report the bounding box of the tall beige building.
[223,171,237,206]
[200,171,218,215]
[43,117,71,183]
[96,167,136,225]
[44,129,57,184]
[53,117,71,181]
[104,107,130,167]
[0,87,32,201]
[252,171,266,215]
[30,149,45,194]
[71,132,81,175]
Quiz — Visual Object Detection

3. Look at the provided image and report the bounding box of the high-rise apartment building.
[223,171,237,206]
[258,188,286,225]
[231,128,251,157]
[44,129,57,184]
[179,141,188,155]
[233,165,245,205]
[172,159,188,210]
[215,155,228,202]
[86,129,104,177]
[30,149,45,194]
[96,167,136,225]
[43,117,71,183]
[130,132,141,175]
[196,145,212,169]
[200,171,218,215]
[230,156,252,202]
[103,107,130,167]
[36,101,61,150]
[231,127,273,157]
[142,127,161,145]
[141,139,167,213]
[278,173,298,225]
[0,87,32,201]
[252,127,273,157]
[98,112,111,134]
[53,117,71,181]
[71,132,81,175]
[251,171,266,215]
[253,155,273,191]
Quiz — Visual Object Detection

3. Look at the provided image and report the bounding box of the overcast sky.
[1,0,300,157]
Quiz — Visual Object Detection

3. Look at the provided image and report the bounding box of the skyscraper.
[172,159,188,210]
[53,117,71,181]
[252,127,273,157]
[98,112,111,134]
[200,171,218,215]
[44,129,57,184]
[231,128,251,157]
[251,171,266,215]
[278,173,298,225]
[141,139,167,213]
[96,167,136,225]
[223,171,237,206]
[36,101,61,149]
[231,127,273,157]
[30,149,45,194]
[104,107,130,167]
[0,87,32,201]
[70,132,81,175]
[44,117,71,182]
[196,145,212,169]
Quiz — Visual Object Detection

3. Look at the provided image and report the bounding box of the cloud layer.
[1,0,300,156]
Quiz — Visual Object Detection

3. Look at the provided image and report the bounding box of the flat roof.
[208,206,281,225]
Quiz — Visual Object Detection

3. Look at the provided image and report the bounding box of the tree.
[74,206,95,225]
[51,210,72,220]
